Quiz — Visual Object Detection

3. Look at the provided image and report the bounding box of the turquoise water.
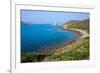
[21,23,80,53]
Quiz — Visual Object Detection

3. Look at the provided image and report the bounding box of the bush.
[21,52,49,63]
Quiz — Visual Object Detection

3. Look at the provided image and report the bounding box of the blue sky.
[21,10,89,24]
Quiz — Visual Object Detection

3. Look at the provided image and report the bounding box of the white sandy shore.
[63,25,89,39]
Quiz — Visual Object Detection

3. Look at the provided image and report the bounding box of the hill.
[63,19,89,33]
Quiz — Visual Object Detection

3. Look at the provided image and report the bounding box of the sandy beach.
[63,25,89,39]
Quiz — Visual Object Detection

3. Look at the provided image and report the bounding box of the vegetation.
[21,52,50,63]
[44,37,89,61]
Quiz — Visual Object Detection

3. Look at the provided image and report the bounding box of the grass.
[21,52,50,63]
[44,37,89,61]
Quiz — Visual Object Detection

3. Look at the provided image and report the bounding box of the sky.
[21,10,89,24]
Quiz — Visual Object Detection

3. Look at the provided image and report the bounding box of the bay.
[21,23,80,53]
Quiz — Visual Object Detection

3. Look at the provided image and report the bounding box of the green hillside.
[63,19,89,33]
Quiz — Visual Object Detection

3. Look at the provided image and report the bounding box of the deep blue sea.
[21,23,80,53]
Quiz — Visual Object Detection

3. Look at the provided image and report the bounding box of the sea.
[21,23,80,53]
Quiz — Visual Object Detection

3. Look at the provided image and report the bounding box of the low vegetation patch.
[44,37,89,61]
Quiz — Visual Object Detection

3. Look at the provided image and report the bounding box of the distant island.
[21,19,90,62]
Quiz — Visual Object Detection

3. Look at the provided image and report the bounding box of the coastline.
[50,25,89,55]
[43,25,89,61]
[21,24,90,62]
[61,25,89,39]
